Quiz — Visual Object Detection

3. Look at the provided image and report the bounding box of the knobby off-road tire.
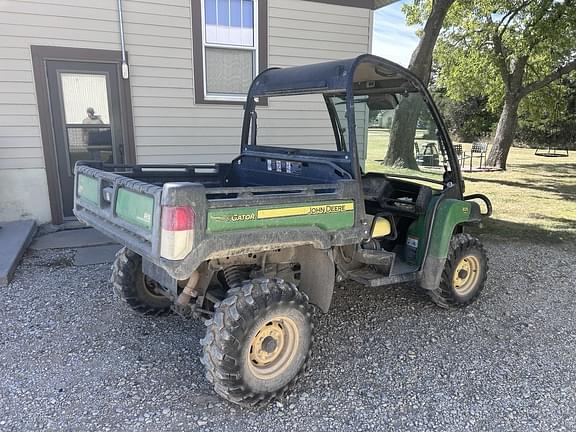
[201,278,314,406]
[429,233,488,308]
[111,247,172,316]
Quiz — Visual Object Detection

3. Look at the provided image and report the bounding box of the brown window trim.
[301,0,394,9]
[31,45,136,225]
[192,0,268,106]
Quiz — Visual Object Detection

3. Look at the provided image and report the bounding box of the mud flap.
[419,256,446,291]
[295,246,335,313]
[143,257,178,295]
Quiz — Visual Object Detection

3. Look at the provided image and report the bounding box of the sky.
[372,0,420,67]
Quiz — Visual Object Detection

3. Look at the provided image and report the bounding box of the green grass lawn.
[462,146,575,243]
[363,129,575,243]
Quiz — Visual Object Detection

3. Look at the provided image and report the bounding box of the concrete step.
[0,220,37,286]
[30,227,115,250]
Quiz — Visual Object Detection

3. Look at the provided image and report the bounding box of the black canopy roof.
[248,54,421,98]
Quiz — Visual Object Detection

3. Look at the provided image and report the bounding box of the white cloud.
[372,0,420,67]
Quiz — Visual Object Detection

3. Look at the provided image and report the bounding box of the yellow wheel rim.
[452,254,481,296]
[247,316,299,379]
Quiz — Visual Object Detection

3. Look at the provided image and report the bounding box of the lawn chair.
[469,142,488,170]
[453,144,469,168]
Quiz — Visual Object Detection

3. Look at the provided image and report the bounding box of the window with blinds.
[203,0,258,99]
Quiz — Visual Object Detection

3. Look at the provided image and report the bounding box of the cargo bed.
[74,160,360,281]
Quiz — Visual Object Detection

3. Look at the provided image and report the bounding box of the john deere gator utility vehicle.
[74,54,492,406]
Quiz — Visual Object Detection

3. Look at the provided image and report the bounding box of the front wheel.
[201,278,313,406]
[429,233,488,308]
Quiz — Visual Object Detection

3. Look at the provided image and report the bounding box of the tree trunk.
[408,0,456,86]
[383,94,422,169]
[383,0,455,168]
[486,96,520,169]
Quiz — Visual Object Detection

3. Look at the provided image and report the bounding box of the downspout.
[117,0,129,79]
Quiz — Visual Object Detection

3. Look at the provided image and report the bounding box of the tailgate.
[73,164,163,259]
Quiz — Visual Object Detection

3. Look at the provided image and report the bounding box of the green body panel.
[406,198,473,267]
[427,199,473,259]
[406,213,427,266]
[77,174,99,205]
[115,189,154,230]
[207,200,355,233]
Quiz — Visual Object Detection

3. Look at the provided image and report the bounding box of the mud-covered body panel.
[74,162,364,282]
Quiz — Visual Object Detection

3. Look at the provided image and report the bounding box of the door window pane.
[205,47,254,94]
[60,73,110,124]
[67,126,113,170]
[60,72,113,171]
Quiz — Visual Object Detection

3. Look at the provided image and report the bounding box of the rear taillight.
[160,206,195,260]
[162,206,194,231]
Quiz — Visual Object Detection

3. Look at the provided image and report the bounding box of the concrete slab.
[30,228,115,250]
[0,219,37,286]
[74,244,122,266]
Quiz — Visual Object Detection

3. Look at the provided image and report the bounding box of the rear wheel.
[111,247,172,316]
[429,233,488,308]
[201,278,313,406]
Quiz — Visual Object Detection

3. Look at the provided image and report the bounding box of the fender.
[419,199,482,290]
[294,245,335,313]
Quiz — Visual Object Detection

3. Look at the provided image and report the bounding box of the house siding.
[0,0,371,222]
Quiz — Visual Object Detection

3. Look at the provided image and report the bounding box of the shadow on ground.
[466,173,576,202]
[470,217,576,243]
[512,162,575,176]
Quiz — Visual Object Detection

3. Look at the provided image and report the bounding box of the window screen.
[205,47,254,94]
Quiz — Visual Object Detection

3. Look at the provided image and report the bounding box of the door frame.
[31,45,136,224]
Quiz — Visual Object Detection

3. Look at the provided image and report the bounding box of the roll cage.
[240,54,464,196]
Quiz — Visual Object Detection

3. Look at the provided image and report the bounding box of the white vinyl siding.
[0,0,369,165]
[0,0,371,221]
[258,1,370,151]
[132,0,370,162]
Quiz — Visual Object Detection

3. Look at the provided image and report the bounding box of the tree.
[516,76,576,149]
[383,0,456,169]
[431,0,576,169]
[434,91,498,142]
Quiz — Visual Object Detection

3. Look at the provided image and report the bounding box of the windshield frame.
[325,90,457,185]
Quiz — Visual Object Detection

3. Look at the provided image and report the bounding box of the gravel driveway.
[1,241,575,431]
